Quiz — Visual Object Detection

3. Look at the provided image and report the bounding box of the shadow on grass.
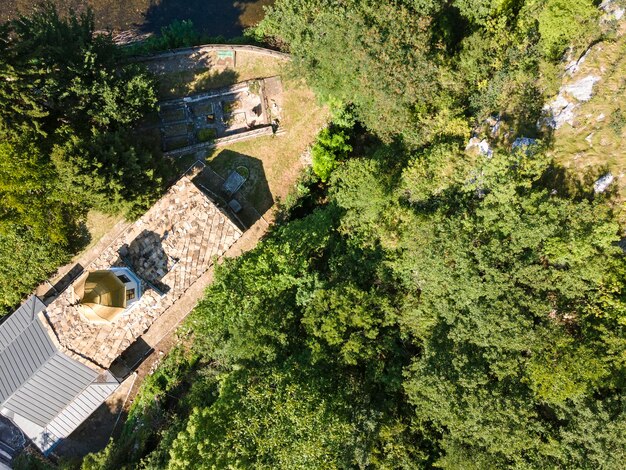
[188,149,274,228]
[52,386,130,462]
[538,162,618,201]
[209,149,274,214]
[157,67,241,100]
[193,68,239,92]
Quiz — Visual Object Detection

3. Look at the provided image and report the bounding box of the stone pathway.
[42,176,242,369]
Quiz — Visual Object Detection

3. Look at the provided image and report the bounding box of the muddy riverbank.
[0,0,273,38]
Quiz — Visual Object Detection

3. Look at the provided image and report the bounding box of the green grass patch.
[197,128,217,142]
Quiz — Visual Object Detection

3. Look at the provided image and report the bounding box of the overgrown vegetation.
[311,127,352,182]
[78,1,626,469]
[123,19,258,56]
[0,3,166,311]
[6,0,623,468]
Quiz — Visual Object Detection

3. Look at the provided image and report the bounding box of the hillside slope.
[548,5,626,209]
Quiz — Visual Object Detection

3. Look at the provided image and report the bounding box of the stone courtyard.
[42,176,242,370]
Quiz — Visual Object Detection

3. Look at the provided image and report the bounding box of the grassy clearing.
[157,52,284,99]
[207,78,327,220]
[549,29,626,215]
[73,210,125,260]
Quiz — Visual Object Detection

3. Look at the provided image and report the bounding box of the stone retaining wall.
[134,44,290,64]
[164,126,275,158]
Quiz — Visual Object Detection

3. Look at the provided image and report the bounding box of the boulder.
[512,137,538,154]
[594,172,614,193]
[563,75,601,102]
[542,95,578,129]
[601,0,625,20]
[512,137,537,148]
[541,75,601,129]
[466,137,493,157]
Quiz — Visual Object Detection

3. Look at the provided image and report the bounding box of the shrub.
[311,128,352,182]
[538,0,598,59]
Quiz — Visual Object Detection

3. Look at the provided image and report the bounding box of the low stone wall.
[164,126,276,158]
[134,44,290,64]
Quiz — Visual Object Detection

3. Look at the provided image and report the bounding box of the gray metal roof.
[47,381,118,438]
[0,296,46,351]
[0,297,55,403]
[0,296,120,452]
[3,353,98,427]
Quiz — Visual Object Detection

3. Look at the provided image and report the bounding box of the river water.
[0,0,274,38]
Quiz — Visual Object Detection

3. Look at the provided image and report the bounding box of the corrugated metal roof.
[0,298,55,404]
[0,296,46,350]
[0,296,121,454]
[47,381,118,438]
[3,353,98,428]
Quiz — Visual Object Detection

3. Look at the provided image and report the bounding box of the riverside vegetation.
[5,1,626,469]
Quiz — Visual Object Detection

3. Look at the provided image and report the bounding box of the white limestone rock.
[594,172,614,193]
[541,76,601,129]
[512,137,538,154]
[601,0,625,20]
[466,137,493,157]
[563,75,601,101]
[488,115,502,137]
[542,95,578,129]
[565,48,592,76]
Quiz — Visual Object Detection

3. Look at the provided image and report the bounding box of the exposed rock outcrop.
[594,172,614,193]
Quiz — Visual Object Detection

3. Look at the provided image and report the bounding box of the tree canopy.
[25,0,622,468]
[0,3,165,312]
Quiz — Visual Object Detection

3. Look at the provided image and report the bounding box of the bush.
[538,0,599,59]
[124,20,260,56]
[197,128,217,142]
[311,128,352,182]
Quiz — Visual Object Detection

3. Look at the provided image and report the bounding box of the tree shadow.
[108,337,153,381]
[537,161,618,202]
[190,150,273,228]
[40,264,85,304]
[193,68,239,93]
[0,415,25,464]
[139,0,273,38]
[157,69,241,151]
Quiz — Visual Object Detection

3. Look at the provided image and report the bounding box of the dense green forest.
[0,3,165,311]
[72,1,626,469]
[4,0,626,469]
